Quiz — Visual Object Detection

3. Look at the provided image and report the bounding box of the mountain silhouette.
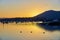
[34,10,60,22]
[0,10,60,24]
[36,10,60,31]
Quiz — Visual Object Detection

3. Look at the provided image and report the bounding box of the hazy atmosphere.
[0,0,60,17]
[0,0,60,40]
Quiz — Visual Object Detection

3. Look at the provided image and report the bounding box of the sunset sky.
[0,0,60,18]
[0,0,60,40]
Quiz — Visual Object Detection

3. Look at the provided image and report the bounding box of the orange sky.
[0,0,60,18]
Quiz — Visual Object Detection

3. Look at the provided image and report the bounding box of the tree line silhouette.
[0,17,46,24]
[1,10,60,24]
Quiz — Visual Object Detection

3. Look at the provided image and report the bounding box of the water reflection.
[37,23,60,31]
[0,22,60,40]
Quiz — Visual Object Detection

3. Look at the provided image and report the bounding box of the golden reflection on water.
[0,23,60,40]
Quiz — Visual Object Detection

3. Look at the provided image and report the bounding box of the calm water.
[0,22,60,40]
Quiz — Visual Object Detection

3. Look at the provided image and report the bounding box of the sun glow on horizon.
[0,0,60,18]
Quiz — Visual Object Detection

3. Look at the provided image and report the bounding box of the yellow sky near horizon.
[0,0,60,18]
